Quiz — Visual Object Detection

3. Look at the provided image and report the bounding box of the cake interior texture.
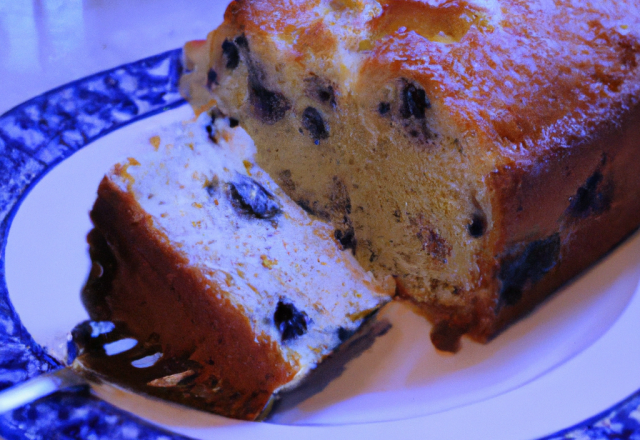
[79,114,391,420]
[181,0,640,350]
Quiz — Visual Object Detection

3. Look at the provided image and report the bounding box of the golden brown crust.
[204,0,640,155]
[84,177,296,420]
[419,97,640,344]
[483,97,640,340]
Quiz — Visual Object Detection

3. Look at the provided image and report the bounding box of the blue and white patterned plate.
[1,49,640,440]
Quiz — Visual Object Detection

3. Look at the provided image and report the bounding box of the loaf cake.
[79,113,392,420]
[180,0,640,351]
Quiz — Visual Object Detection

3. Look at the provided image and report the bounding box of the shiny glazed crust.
[86,178,296,420]
[181,0,640,349]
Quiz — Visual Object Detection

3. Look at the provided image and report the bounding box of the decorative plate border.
[0,49,189,440]
[0,49,638,439]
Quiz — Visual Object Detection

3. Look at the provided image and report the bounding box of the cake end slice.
[75,113,392,420]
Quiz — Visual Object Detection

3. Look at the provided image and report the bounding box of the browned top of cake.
[218,0,640,166]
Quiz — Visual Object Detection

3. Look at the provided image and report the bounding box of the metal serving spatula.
[0,368,88,414]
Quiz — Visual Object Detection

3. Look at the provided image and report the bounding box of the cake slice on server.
[180,0,640,351]
[77,112,393,420]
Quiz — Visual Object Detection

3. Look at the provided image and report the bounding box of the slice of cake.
[180,0,640,350]
[77,112,392,420]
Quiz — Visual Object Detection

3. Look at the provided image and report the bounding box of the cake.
[78,113,392,420]
[180,0,640,351]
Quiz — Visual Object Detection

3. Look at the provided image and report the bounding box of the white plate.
[5,103,640,440]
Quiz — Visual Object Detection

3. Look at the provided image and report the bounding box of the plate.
[1,4,640,440]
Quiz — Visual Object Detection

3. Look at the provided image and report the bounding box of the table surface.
[0,0,224,115]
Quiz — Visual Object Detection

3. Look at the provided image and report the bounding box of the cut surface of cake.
[180,0,640,350]
[78,113,392,420]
